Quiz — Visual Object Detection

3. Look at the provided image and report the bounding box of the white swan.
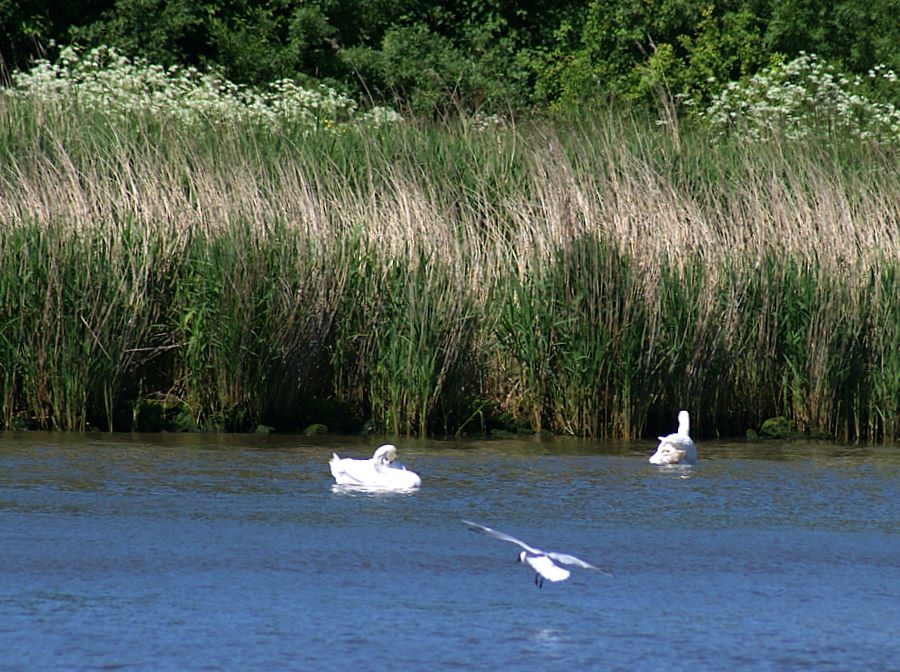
[649,410,697,465]
[463,520,610,588]
[329,444,421,491]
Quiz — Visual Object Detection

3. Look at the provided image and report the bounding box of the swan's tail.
[329,453,343,478]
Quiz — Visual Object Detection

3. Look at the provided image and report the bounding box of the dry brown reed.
[1,101,897,440]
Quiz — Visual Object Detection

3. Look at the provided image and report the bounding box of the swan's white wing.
[329,453,352,481]
[330,455,380,486]
[649,444,686,465]
[651,432,697,464]
[524,555,570,582]
[658,433,695,450]
[462,520,543,555]
[546,552,611,575]
[680,438,698,463]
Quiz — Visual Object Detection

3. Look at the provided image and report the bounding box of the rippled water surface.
[1,433,898,671]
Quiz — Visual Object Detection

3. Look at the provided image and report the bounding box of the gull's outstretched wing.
[546,552,612,575]
[462,520,543,555]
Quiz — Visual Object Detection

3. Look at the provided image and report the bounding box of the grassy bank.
[1,95,898,441]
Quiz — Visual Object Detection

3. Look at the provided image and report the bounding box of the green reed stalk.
[1,92,899,441]
[869,265,900,441]
[0,219,163,430]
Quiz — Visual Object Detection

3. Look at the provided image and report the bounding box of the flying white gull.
[463,520,610,588]
[329,444,421,491]
[649,410,698,465]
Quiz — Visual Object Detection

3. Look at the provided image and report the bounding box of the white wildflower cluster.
[700,53,900,143]
[358,105,405,128]
[3,45,402,133]
[465,111,507,133]
[868,63,898,83]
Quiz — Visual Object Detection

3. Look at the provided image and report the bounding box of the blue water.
[1,433,898,671]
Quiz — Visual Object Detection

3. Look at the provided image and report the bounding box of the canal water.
[1,432,898,671]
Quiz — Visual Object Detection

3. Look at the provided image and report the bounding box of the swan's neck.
[677,412,690,435]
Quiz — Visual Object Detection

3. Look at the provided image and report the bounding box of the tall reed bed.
[1,94,898,441]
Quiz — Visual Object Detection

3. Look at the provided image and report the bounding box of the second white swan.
[329,444,421,490]
[649,410,698,465]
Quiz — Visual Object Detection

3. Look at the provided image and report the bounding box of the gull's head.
[517,551,528,564]
[373,444,398,465]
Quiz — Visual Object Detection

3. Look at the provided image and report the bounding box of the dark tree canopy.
[2,0,898,113]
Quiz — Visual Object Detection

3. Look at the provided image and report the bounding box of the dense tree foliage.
[2,0,899,114]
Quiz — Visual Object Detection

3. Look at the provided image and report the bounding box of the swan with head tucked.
[329,444,421,490]
[463,520,610,588]
[649,410,697,465]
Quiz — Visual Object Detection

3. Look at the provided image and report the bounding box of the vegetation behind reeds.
[1,92,898,442]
